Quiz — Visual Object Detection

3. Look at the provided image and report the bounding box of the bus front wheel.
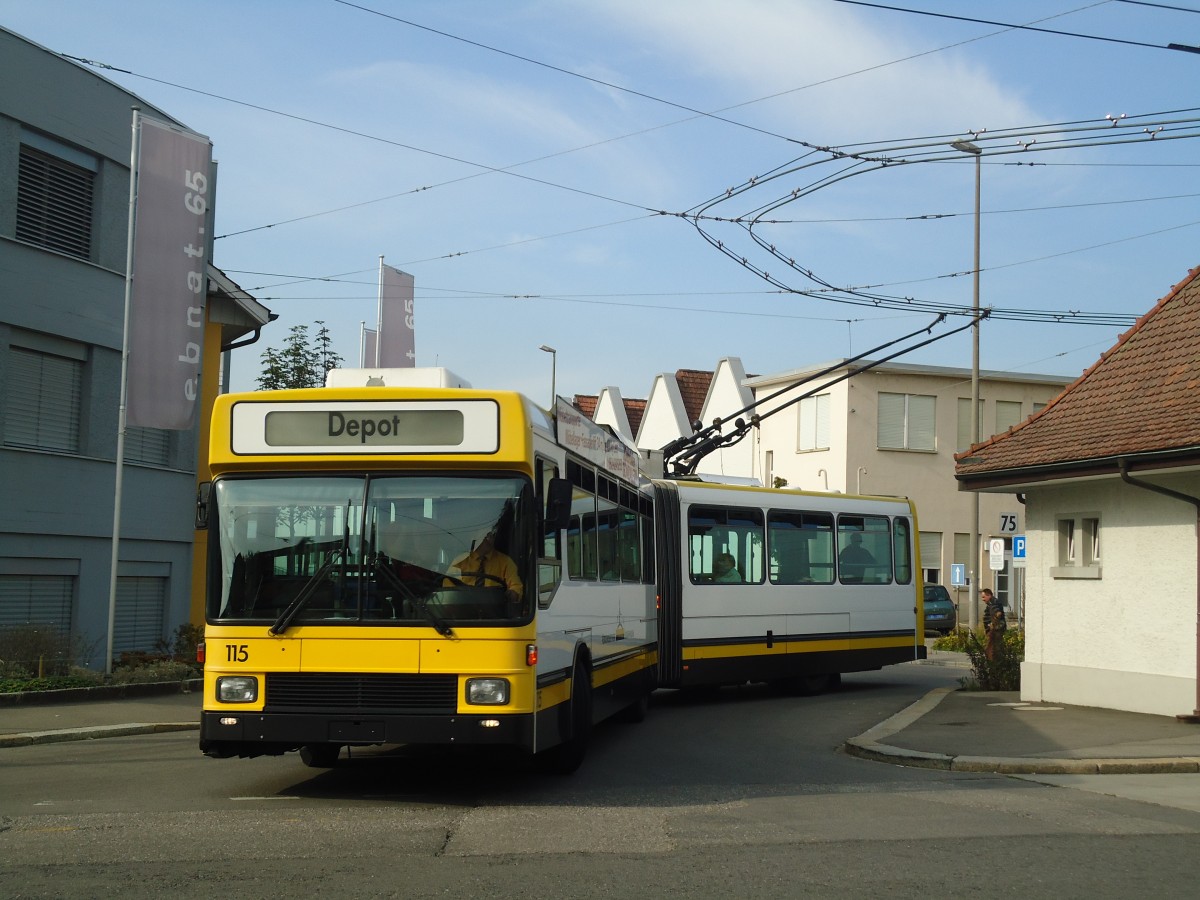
[299,744,342,768]
[535,658,592,775]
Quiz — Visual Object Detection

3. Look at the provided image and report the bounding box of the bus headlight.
[216,675,258,703]
[466,678,510,705]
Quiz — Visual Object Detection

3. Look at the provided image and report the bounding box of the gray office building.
[1,27,271,670]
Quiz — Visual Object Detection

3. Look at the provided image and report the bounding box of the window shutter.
[798,394,830,451]
[814,394,830,450]
[114,577,167,654]
[877,393,905,449]
[124,427,171,466]
[919,531,942,572]
[995,400,1023,435]
[0,575,74,635]
[16,144,95,260]
[5,348,82,451]
[908,395,936,451]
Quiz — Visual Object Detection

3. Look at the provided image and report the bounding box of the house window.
[919,530,942,584]
[114,576,167,654]
[1052,513,1101,579]
[124,427,171,466]
[878,392,935,451]
[0,574,74,636]
[798,394,830,451]
[995,400,1023,434]
[5,335,85,453]
[957,398,983,451]
[16,132,97,260]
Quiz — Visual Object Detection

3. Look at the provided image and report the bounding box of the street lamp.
[539,344,556,412]
[952,139,982,631]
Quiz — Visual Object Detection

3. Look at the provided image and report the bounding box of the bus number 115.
[226,644,249,663]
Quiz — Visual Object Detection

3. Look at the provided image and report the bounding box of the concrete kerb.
[0,678,202,749]
[0,722,199,749]
[842,687,1200,776]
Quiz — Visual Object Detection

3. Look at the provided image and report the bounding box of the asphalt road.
[3,664,1199,899]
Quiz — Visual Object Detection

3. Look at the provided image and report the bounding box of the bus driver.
[446,525,524,604]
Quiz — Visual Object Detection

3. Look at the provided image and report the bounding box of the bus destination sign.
[230,400,500,455]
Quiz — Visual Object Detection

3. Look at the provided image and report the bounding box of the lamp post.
[539,344,556,413]
[952,139,982,631]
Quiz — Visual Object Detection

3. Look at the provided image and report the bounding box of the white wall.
[636,374,691,453]
[694,358,756,481]
[1021,476,1199,716]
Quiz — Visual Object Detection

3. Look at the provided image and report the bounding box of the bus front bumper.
[199,709,534,758]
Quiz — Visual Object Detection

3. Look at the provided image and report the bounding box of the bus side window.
[536,458,563,608]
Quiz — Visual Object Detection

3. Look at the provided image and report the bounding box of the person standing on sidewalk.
[982,588,1006,660]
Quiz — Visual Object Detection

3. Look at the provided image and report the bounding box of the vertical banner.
[361,324,378,368]
[126,117,213,429]
[378,263,416,367]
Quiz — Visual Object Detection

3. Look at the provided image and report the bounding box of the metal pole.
[107,107,140,675]
[375,256,383,367]
[969,149,981,631]
[539,345,556,412]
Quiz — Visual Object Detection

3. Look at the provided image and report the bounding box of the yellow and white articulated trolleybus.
[649,479,925,694]
[197,369,657,772]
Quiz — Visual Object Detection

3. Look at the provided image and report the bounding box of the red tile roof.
[957,265,1200,484]
[623,398,647,437]
[572,394,598,419]
[675,369,714,427]
[571,393,646,438]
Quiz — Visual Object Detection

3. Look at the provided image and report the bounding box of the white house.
[957,265,1200,719]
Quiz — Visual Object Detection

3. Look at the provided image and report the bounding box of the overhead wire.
[62,8,1192,337]
[834,0,1200,53]
[679,106,1200,325]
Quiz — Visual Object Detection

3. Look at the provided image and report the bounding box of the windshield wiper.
[269,547,343,635]
[374,556,456,639]
[271,501,353,635]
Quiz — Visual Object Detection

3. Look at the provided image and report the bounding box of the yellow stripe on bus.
[683,635,913,661]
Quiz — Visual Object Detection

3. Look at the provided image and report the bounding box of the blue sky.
[4,1,1198,402]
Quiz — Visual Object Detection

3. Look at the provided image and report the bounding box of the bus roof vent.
[324,367,472,389]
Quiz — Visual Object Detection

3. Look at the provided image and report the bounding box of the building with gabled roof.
[956,265,1200,718]
[574,389,647,444]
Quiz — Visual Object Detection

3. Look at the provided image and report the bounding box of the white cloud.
[581,0,1039,143]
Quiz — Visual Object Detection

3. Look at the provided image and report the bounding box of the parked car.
[923,584,957,635]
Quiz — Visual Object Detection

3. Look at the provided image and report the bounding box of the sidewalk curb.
[0,722,199,749]
[843,687,1200,776]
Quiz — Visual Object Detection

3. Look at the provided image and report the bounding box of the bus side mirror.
[195,482,211,530]
[544,477,572,533]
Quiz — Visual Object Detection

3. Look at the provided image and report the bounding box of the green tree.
[257,321,344,390]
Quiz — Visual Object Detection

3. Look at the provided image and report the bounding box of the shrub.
[157,622,204,664]
[931,629,971,652]
[0,625,95,678]
[0,622,204,693]
[110,659,199,684]
[960,628,1024,691]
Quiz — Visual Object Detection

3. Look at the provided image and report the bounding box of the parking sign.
[1013,534,1026,569]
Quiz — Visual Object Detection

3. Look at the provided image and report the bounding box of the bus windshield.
[208,474,534,627]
